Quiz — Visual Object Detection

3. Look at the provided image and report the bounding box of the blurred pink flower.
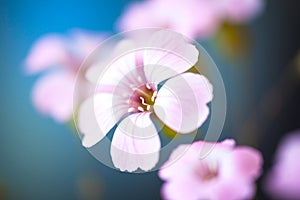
[117,0,221,39]
[117,0,264,39]
[219,0,264,23]
[25,30,103,122]
[264,132,300,199]
[159,139,263,200]
[78,30,213,172]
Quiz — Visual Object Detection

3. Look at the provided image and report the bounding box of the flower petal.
[154,72,213,133]
[221,0,264,23]
[111,112,161,172]
[70,29,104,58]
[117,0,221,39]
[159,144,193,181]
[159,140,262,200]
[25,35,69,74]
[86,39,140,85]
[212,179,255,200]
[264,132,300,199]
[32,72,74,122]
[221,146,263,181]
[143,30,199,83]
[78,93,127,148]
[161,179,202,200]
[116,0,158,31]
[98,52,145,91]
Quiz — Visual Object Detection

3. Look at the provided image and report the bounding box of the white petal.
[154,73,213,133]
[86,39,142,86]
[78,93,127,148]
[111,112,161,172]
[143,30,199,83]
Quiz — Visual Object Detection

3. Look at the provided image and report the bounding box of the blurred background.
[0,0,300,199]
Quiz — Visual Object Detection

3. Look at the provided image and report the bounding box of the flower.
[117,0,221,39]
[219,0,264,23]
[117,0,264,39]
[78,30,213,172]
[159,139,263,200]
[264,131,300,199]
[25,30,103,122]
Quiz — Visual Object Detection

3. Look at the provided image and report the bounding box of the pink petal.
[159,141,228,181]
[111,113,161,172]
[32,72,75,122]
[70,29,104,58]
[161,179,203,200]
[159,144,193,180]
[221,139,236,147]
[117,0,221,39]
[162,177,255,200]
[159,140,262,200]
[212,179,255,200]
[78,96,108,148]
[143,30,199,84]
[154,73,213,133]
[86,40,145,88]
[220,0,264,23]
[97,51,138,88]
[264,132,300,199]
[275,133,300,162]
[116,1,158,31]
[78,93,128,148]
[221,146,263,181]
[25,35,69,74]
[191,0,222,38]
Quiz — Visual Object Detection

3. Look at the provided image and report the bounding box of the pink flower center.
[128,83,158,113]
[196,162,219,182]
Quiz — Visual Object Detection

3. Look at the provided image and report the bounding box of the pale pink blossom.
[78,30,213,172]
[117,0,264,39]
[219,0,264,23]
[117,0,221,39]
[25,30,103,122]
[159,139,263,200]
[264,132,300,199]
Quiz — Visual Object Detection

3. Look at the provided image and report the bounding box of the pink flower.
[25,30,103,122]
[117,0,264,39]
[159,139,263,200]
[117,0,221,39]
[264,132,300,199]
[78,30,213,172]
[219,0,264,23]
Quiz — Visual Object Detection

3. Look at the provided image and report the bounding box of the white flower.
[78,30,213,172]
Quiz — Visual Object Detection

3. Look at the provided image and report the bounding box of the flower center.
[128,83,157,113]
[196,161,219,182]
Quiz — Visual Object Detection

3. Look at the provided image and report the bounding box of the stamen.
[151,90,158,102]
[140,96,147,106]
[137,106,144,112]
[128,107,135,112]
